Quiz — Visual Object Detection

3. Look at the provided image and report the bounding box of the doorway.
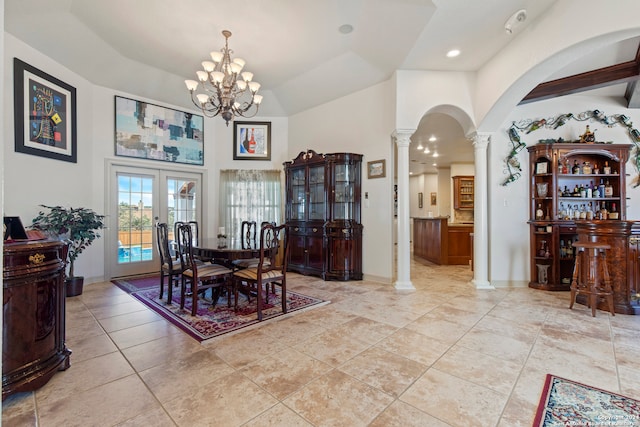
[107,163,202,279]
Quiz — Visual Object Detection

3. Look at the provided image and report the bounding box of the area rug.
[113,276,328,342]
[112,275,159,293]
[533,374,640,426]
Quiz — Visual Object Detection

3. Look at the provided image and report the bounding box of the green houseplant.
[31,205,105,296]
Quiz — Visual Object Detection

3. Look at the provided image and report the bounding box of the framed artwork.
[115,96,204,165]
[418,192,423,208]
[535,162,548,174]
[233,121,271,160]
[431,192,437,205]
[14,58,77,163]
[367,159,386,179]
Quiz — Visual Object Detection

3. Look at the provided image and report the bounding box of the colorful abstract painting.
[115,96,204,165]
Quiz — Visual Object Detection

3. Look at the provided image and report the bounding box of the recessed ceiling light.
[446,49,460,58]
[432,163,437,166]
[424,148,430,154]
[429,136,437,142]
[338,24,354,34]
[409,171,414,175]
[416,143,424,150]
[433,152,439,157]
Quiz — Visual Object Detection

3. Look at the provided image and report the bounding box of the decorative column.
[393,130,415,290]
[469,132,494,289]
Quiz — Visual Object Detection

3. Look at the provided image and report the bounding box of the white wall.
[288,81,395,283]
[3,33,289,284]
[489,94,640,287]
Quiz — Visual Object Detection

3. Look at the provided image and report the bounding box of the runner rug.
[533,374,640,426]
[112,276,328,343]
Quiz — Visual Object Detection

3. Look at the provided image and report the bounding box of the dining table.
[193,237,260,267]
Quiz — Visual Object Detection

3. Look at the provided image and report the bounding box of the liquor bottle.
[248,128,257,154]
[563,186,571,197]
[535,203,544,220]
[572,160,581,174]
[558,160,563,175]
[586,202,593,220]
[603,161,611,175]
[579,184,585,198]
[604,179,613,197]
[562,160,568,174]
[600,202,608,220]
[594,201,601,219]
[586,181,593,198]
[609,203,619,220]
[573,185,580,197]
[598,179,605,197]
[593,163,600,174]
[582,162,591,174]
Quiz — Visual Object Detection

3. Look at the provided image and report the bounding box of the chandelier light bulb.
[186,30,262,126]
[185,80,198,91]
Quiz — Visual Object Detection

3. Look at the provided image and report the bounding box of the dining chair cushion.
[232,258,269,269]
[233,268,282,281]
[183,263,232,279]
[163,259,182,270]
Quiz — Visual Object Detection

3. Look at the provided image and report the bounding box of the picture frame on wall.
[367,159,386,179]
[418,192,424,208]
[115,96,204,165]
[431,192,437,205]
[233,121,271,160]
[13,58,77,163]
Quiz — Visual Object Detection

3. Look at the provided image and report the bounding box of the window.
[219,169,282,246]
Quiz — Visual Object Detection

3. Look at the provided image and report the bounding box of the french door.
[107,163,202,278]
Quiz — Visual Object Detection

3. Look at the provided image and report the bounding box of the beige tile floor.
[3,257,640,426]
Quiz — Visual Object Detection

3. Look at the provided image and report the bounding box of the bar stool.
[570,241,615,317]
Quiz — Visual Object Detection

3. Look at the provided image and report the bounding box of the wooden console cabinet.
[527,143,631,291]
[284,150,363,280]
[3,240,71,400]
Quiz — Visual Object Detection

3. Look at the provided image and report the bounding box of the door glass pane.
[167,178,198,244]
[117,174,154,264]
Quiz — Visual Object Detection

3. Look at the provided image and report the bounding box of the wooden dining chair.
[233,220,258,269]
[177,223,234,316]
[233,223,289,321]
[156,222,183,303]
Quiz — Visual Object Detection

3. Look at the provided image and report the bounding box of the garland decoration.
[502,110,640,187]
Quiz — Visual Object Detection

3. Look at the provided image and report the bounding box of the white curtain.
[219,169,282,247]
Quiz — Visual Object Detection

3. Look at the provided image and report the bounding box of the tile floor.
[3,257,640,426]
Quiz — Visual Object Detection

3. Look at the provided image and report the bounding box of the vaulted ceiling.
[5,0,640,175]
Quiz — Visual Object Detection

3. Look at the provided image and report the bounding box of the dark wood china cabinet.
[284,150,363,280]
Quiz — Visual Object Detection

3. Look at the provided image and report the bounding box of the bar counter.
[575,220,640,315]
[413,217,473,266]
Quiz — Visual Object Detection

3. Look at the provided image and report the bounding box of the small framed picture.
[367,159,386,179]
[535,162,548,174]
[430,192,437,206]
[418,192,423,208]
[233,121,271,160]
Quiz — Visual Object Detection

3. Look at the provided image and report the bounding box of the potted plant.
[31,205,105,296]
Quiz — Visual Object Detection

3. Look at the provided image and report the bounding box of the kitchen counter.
[413,217,473,265]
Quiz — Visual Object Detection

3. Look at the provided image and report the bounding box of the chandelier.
[185,30,262,126]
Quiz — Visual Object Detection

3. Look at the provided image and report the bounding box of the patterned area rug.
[112,276,328,342]
[534,374,640,426]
